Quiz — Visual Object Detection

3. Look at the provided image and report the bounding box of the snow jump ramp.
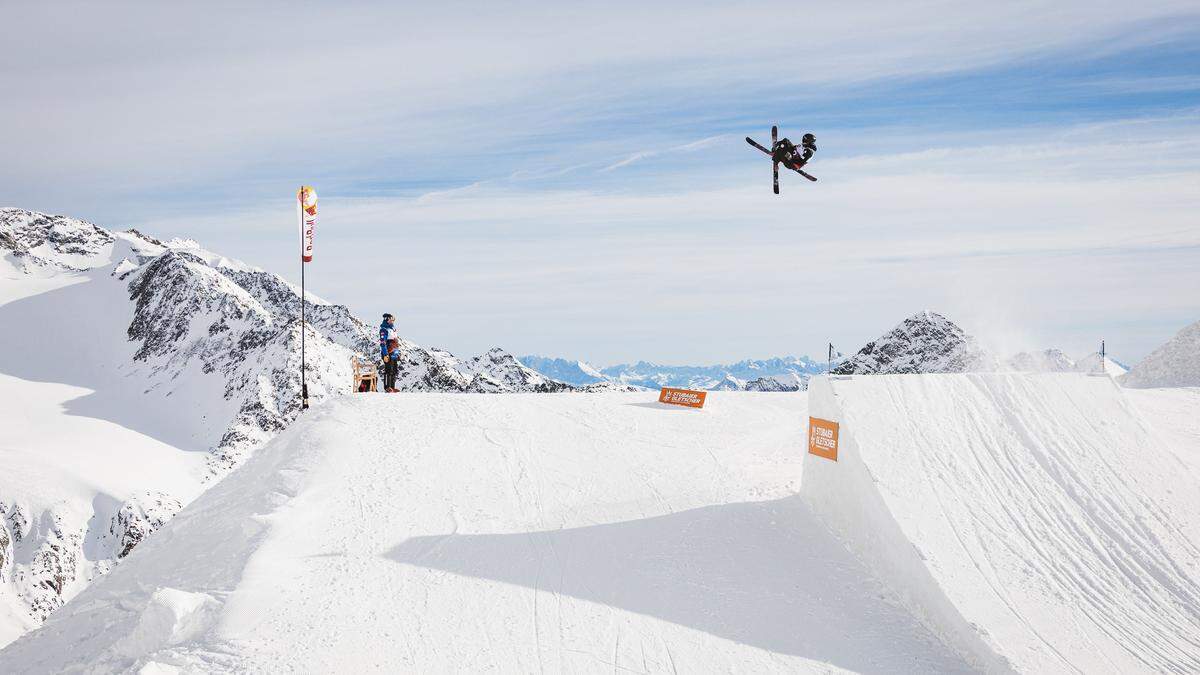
[804,373,1200,673]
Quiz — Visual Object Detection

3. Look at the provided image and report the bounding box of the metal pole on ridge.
[298,185,317,410]
[299,186,308,410]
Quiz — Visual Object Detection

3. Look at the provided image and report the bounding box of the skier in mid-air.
[772,133,815,173]
[746,126,817,193]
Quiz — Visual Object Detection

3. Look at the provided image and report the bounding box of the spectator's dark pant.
[384,358,399,390]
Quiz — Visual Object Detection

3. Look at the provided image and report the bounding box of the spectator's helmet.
[383,313,394,321]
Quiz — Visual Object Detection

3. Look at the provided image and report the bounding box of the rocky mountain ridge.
[832,311,996,375]
[0,207,571,645]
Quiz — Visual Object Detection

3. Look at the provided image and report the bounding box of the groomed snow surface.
[3,377,1200,672]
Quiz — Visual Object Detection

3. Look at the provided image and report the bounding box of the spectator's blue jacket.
[380,319,398,359]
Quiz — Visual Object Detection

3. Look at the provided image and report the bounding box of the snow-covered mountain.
[1008,348,1075,372]
[1122,319,1200,388]
[832,311,995,375]
[602,356,823,390]
[521,354,823,391]
[0,207,570,647]
[744,372,807,392]
[709,374,746,391]
[516,355,607,386]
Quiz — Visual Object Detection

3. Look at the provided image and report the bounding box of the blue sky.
[4,2,1199,365]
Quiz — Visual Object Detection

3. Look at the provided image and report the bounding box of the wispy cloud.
[599,135,728,172]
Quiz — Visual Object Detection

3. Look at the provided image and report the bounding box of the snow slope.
[0,282,208,649]
[1122,319,1200,388]
[0,392,976,673]
[804,373,1200,673]
[1126,387,1200,473]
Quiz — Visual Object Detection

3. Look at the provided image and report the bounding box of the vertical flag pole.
[299,187,309,410]
[827,342,833,374]
[1100,339,1106,375]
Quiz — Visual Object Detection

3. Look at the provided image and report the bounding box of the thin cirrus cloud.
[600,136,727,173]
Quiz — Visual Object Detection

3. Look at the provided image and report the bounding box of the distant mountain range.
[523,312,1147,393]
[519,355,825,391]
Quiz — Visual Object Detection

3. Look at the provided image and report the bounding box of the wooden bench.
[352,355,378,393]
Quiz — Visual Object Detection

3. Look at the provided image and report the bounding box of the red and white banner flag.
[297,185,317,262]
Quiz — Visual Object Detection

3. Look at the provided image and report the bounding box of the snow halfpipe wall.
[803,373,1200,673]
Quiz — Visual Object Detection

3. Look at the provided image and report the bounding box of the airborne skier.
[745,126,817,193]
[773,133,815,173]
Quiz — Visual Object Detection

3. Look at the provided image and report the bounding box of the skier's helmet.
[802,133,816,145]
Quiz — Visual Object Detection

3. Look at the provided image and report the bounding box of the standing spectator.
[380,313,400,393]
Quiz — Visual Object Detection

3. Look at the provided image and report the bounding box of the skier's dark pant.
[384,358,398,390]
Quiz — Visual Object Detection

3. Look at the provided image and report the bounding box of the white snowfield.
[0,392,976,673]
[2,376,1199,673]
[806,374,1200,673]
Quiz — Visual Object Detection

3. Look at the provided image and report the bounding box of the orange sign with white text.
[659,387,706,408]
[808,416,839,461]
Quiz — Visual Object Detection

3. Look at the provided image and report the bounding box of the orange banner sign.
[808,416,839,461]
[659,387,706,408]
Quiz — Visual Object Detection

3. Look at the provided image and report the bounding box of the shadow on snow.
[385,495,971,672]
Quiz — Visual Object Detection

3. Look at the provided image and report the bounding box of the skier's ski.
[745,137,771,154]
[772,126,779,194]
[747,133,819,185]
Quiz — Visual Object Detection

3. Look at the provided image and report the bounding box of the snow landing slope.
[805,373,1200,673]
[0,392,974,673]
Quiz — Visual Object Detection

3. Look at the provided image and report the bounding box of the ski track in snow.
[805,374,1200,673]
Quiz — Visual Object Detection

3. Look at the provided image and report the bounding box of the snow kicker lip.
[803,373,1200,674]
